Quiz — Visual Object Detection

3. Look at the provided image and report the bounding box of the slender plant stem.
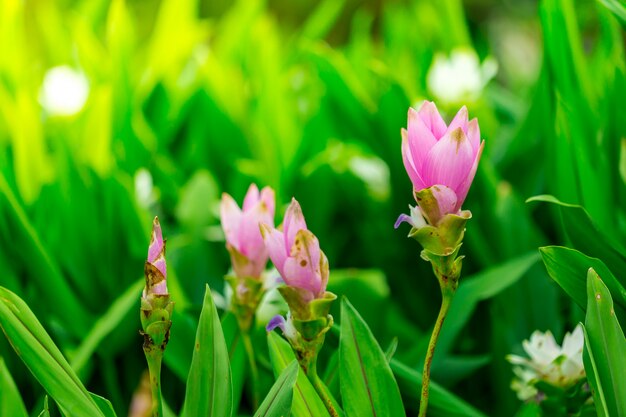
[307,359,340,417]
[145,349,164,417]
[418,291,453,417]
[241,329,261,410]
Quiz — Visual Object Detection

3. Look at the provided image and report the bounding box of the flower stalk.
[140,217,173,417]
[395,102,483,417]
[263,198,339,417]
[221,184,276,409]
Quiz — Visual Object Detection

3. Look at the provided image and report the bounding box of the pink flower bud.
[221,184,275,279]
[144,217,168,296]
[261,198,329,300]
[401,101,484,218]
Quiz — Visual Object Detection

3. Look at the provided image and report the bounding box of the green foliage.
[0,0,624,415]
[584,269,626,417]
[339,297,405,417]
[180,285,233,417]
[253,360,298,417]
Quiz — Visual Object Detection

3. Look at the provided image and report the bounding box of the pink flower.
[144,217,168,296]
[221,184,275,278]
[401,101,484,217]
[260,198,329,300]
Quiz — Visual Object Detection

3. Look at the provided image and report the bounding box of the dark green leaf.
[540,246,626,315]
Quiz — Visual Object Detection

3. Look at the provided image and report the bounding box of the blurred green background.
[1,0,625,415]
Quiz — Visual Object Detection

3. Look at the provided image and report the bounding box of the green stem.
[306,360,340,417]
[241,329,261,410]
[145,349,164,417]
[418,290,453,417]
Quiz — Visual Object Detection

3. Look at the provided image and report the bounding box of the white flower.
[426,48,497,104]
[507,324,586,401]
[39,66,89,116]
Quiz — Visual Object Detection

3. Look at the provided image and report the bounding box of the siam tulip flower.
[398,101,484,226]
[260,198,329,303]
[143,217,168,298]
[140,217,173,417]
[221,184,275,279]
[507,324,586,401]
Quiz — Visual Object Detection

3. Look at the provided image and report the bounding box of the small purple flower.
[221,184,275,279]
[266,313,297,342]
[261,198,329,301]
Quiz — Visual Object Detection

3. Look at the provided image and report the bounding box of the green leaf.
[0,287,106,417]
[37,396,50,417]
[254,360,299,417]
[339,297,405,417]
[89,393,118,417]
[267,332,330,417]
[598,0,626,25]
[180,285,233,417]
[71,279,144,375]
[0,356,28,417]
[0,174,89,337]
[540,246,626,315]
[528,195,626,281]
[582,326,609,417]
[585,268,626,417]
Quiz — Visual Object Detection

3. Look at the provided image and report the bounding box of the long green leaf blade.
[0,356,28,417]
[339,297,405,417]
[0,287,105,417]
[180,284,233,417]
[585,268,626,417]
[254,360,298,417]
[267,332,330,417]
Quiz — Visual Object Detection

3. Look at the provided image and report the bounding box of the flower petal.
[431,185,458,217]
[260,223,287,277]
[401,129,426,190]
[283,229,322,294]
[259,186,276,220]
[446,106,469,135]
[266,314,286,332]
[220,193,242,248]
[407,108,437,170]
[242,183,260,211]
[466,118,481,151]
[422,128,475,191]
[394,213,413,229]
[283,198,308,250]
[417,101,447,139]
[148,217,164,264]
[454,140,484,210]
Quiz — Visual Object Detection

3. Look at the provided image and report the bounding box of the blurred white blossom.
[134,168,156,209]
[507,324,586,401]
[39,66,89,116]
[427,48,497,104]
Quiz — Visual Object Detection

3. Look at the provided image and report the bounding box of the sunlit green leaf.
[180,285,233,417]
[254,360,298,417]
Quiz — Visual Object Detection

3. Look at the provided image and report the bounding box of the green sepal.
[409,211,471,256]
[225,274,265,331]
[294,316,333,342]
[140,293,174,351]
[278,287,337,322]
[414,187,444,225]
